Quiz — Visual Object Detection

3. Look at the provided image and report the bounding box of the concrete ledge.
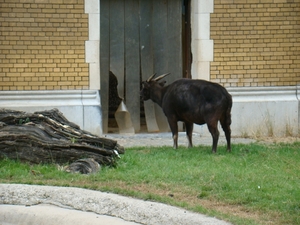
[230,86,299,137]
[229,86,297,101]
[0,204,138,225]
[196,86,299,137]
[0,90,102,135]
[0,184,231,225]
[1,86,299,137]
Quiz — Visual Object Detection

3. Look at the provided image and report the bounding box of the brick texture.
[0,0,89,91]
[210,0,300,87]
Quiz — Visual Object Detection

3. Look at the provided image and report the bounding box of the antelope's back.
[162,79,231,118]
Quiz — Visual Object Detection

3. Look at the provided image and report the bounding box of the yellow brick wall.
[210,0,300,87]
[0,0,89,91]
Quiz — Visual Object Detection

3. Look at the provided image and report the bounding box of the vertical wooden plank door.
[139,0,159,132]
[100,0,184,134]
[109,0,125,98]
[99,0,110,134]
[125,0,141,132]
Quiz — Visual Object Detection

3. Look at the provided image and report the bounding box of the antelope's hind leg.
[167,117,179,149]
[207,121,219,153]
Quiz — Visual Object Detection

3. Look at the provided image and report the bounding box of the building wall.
[191,0,299,137]
[0,0,89,91]
[0,0,299,136]
[210,0,300,87]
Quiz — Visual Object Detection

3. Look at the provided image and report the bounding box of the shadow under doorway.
[108,71,147,134]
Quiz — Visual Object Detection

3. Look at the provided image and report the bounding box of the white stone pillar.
[85,0,100,90]
[191,0,214,80]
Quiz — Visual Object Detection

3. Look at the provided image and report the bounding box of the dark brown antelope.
[140,73,232,153]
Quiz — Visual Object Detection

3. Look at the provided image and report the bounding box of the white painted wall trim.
[229,86,298,102]
[191,0,214,81]
[0,90,102,135]
[1,86,297,138]
[85,0,100,90]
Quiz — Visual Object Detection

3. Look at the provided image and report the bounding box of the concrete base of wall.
[194,85,300,137]
[1,86,299,138]
[0,90,102,135]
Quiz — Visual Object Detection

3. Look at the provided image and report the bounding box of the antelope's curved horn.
[153,73,170,81]
[146,73,157,82]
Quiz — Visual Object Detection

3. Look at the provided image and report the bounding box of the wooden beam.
[125,0,141,132]
[140,0,160,132]
[100,0,110,133]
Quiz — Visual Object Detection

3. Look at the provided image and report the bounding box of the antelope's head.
[140,73,170,101]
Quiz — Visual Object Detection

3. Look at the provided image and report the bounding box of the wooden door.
[100,0,186,133]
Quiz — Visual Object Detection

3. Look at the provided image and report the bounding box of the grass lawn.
[1,142,299,225]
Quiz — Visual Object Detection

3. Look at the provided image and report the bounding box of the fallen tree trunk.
[0,108,124,167]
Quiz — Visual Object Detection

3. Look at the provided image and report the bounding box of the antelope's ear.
[142,81,150,88]
[159,80,166,87]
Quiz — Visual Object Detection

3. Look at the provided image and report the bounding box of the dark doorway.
[183,0,192,78]
[100,0,191,133]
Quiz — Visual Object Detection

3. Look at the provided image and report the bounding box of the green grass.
[1,142,299,225]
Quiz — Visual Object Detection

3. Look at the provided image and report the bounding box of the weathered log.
[0,108,124,167]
